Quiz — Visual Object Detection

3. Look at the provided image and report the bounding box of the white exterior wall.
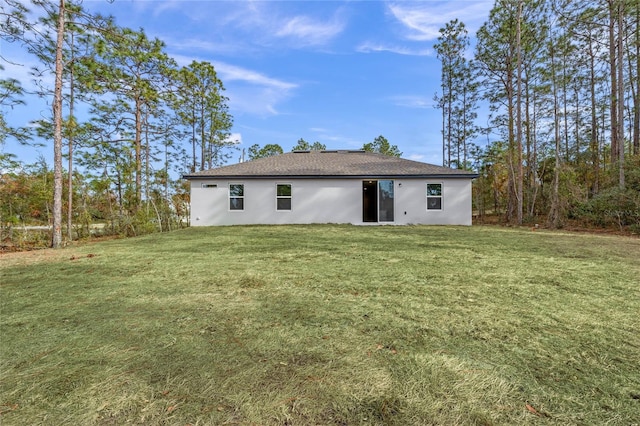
[190,178,473,226]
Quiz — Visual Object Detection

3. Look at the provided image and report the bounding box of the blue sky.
[2,0,494,167]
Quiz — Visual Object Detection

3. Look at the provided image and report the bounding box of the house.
[183,150,478,226]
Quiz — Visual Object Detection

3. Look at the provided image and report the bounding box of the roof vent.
[293,150,310,153]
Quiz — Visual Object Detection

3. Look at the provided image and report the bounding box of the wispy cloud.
[214,62,298,117]
[387,1,494,41]
[357,42,432,56]
[389,95,433,109]
[169,53,298,117]
[274,14,346,47]
[214,62,297,92]
[211,2,347,49]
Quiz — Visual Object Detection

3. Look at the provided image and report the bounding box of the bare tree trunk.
[588,35,600,194]
[617,0,625,189]
[67,32,74,241]
[144,109,150,203]
[191,112,196,173]
[609,0,619,166]
[562,52,570,162]
[548,30,563,228]
[51,0,65,248]
[200,105,206,171]
[135,96,143,208]
[441,96,446,166]
[635,1,640,155]
[515,0,524,225]
[530,88,539,217]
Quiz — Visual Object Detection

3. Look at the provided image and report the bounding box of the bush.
[572,187,640,230]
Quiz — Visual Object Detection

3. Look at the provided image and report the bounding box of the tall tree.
[50,0,65,248]
[608,0,626,188]
[29,2,98,241]
[434,19,478,169]
[476,0,546,224]
[547,27,563,228]
[1,0,66,246]
[80,23,175,209]
[171,61,235,172]
[476,1,520,224]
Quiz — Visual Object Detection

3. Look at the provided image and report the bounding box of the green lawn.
[1,225,639,425]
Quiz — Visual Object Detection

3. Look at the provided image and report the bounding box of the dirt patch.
[473,214,639,238]
[0,248,75,267]
[0,239,110,266]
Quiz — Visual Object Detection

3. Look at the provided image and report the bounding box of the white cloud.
[275,14,345,47]
[229,2,347,49]
[387,1,494,41]
[213,62,297,92]
[226,132,242,145]
[357,42,432,56]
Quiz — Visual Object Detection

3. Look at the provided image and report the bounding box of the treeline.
[435,0,639,232]
[245,135,401,160]
[1,0,235,247]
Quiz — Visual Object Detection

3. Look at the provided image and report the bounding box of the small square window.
[427,183,442,210]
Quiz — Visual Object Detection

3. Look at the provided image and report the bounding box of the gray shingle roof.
[183,150,478,179]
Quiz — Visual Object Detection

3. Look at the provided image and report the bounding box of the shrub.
[572,187,640,230]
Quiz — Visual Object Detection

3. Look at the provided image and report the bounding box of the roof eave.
[183,173,479,180]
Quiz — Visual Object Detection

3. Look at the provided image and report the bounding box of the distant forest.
[434,0,639,231]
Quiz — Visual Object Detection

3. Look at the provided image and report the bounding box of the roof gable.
[183,150,478,179]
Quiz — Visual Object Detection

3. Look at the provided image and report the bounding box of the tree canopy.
[361,135,402,157]
[292,138,326,151]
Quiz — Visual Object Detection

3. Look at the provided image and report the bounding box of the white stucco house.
[183,150,478,226]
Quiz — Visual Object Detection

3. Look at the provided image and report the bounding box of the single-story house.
[183,150,478,226]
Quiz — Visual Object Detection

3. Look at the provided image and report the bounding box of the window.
[276,184,292,210]
[202,183,217,188]
[229,184,244,210]
[427,183,442,210]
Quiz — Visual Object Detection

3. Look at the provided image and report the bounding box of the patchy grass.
[1,225,639,425]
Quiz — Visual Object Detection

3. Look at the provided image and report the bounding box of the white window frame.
[426,182,443,211]
[229,183,244,211]
[276,183,292,211]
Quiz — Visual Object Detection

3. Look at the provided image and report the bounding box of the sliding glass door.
[362,180,394,222]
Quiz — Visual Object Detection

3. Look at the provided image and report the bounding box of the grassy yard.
[1,225,639,425]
